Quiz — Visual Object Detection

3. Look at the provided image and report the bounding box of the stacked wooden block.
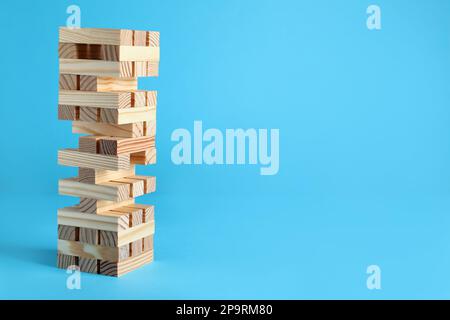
[56,27,159,277]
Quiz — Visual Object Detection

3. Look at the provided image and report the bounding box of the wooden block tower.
[56,27,159,277]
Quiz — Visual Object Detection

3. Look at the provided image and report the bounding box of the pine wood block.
[58,206,131,231]
[57,253,78,269]
[79,135,155,155]
[128,204,154,223]
[59,175,154,201]
[79,258,97,273]
[72,121,152,138]
[59,90,153,108]
[81,76,137,92]
[59,43,159,62]
[59,178,130,202]
[59,27,160,47]
[57,239,128,261]
[60,59,158,77]
[78,198,134,214]
[59,105,155,125]
[110,206,143,227]
[79,227,98,245]
[100,250,153,277]
[143,235,153,252]
[57,249,153,277]
[78,166,135,184]
[130,147,157,165]
[58,225,78,241]
[58,149,130,170]
[57,222,154,259]
[58,105,79,120]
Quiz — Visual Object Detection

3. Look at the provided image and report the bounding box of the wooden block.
[72,121,147,138]
[58,105,79,120]
[130,147,157,165]
[110,206,143,227]
[99,250,153,277]
[128,204,154,223]
[79,258,98,273]
[97,136,155,155]
[99,230,118,247]
[60,106,155,125]
[59,74,79,90]
[148,32,160,47]
[79,227,98,245]
[59,43,119,61]
[58,206,130,231]
[60,59,154,77]
[116,222,155,247]
[99,106,156,125]
[58,225,78,241]
[78,198,134,214]
[131,176,156,194]
[59,27,159,47]
[58,249,153,276]
[110,177,144,198]
[59,90,151,108]
[57,253,78,269]
[78,166,135,184]
[57,239,126,261]
[78,106,99,122]
[79,136,101,154]
[131,239,143,257]
[134,30,147,46]
[80,135,155,155]
[79,76,137,92]
[146,61,159,77]
[143,235,153,252]
[58,149,130,170]
[59,177,131,202]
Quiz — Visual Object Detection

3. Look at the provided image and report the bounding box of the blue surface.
[1,0,450,299]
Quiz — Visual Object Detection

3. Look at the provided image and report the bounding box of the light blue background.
[0,0,450,299]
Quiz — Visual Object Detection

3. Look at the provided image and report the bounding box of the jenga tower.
[56,27,159,277]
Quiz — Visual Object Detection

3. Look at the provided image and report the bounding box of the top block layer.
[59,27,159,47]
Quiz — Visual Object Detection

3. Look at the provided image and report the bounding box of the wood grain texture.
[131,176,156,194]
[58,225,78,241]
[130,147,157,165]
[57,253,78,269]
[128,204,154,223]
[79,227,98,245]
[59,105,155,125]
[78,198,134,214]
[61,74,137,92]
[79,258,98,273]
[59,177,131,202]
[57,239,125,261]
[58,105,79,120]
[58,206,130,231]
[109,206,143,227]
[143,235,154,252]
[58,43,159,62]
[59,74,79,90]
[95,77,137,92]
[57,250,153,277]
[73,121,147,138]
[59,90,152,108]
[60,59,158,77]
[78,166,135,184]
[59,27,159,47]
[99,250,153,277]
[79,135,155,156]
[58,149,130,170]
